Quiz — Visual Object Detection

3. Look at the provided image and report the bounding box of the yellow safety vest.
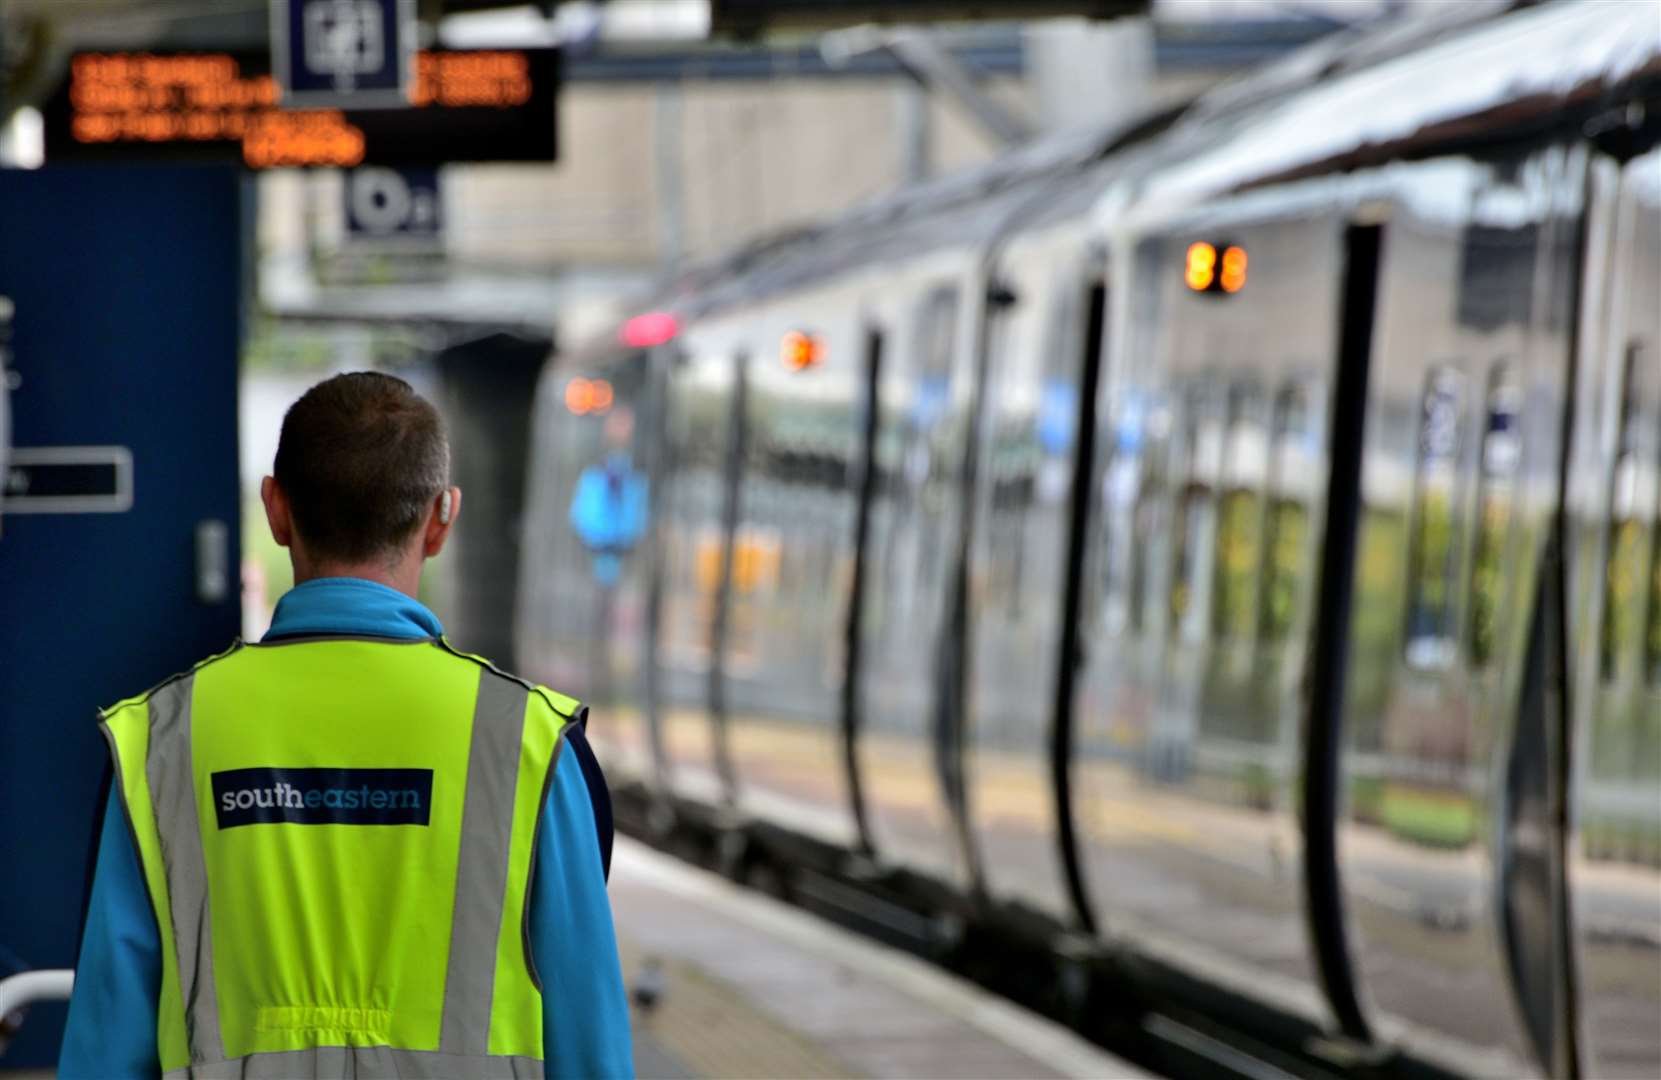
[98,635,583,1079]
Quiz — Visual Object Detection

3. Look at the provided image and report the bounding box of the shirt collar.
[263,577,444,642]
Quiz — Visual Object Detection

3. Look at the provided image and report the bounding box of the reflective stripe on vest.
[161,1047,544,1078]
[99,638,581,1077]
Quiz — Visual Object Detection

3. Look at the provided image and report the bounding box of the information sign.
[273,0,415,109]
[41,48,557,168]
[345,166,442,241]
[2,446,133,514]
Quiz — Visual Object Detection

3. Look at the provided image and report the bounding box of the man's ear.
[423,486,460,558]
[261,476,293,548]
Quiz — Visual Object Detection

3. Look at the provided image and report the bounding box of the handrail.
[0,968,75,1021]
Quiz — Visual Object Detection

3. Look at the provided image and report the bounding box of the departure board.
[41,48,558,168]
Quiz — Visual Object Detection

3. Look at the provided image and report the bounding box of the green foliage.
[243,318,340,373]
[1350,775,1385,826]
[1468,495,1511,666]
[1602,517,1646,680]
[243,495,293,604]
[1211,488,1262,641]
[1408,485,1457,648]
[1259,498,1307,643]
[1241,761,1273,811]
[242,317,426,374]
[1584,816,1661,868]
[1346,509,1407,745]
[1649,533,1661,683]
[1380,784,1477,849]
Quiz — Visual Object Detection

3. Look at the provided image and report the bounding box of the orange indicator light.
[781,330,822,371]
[1185,242,1216,292]
[565,377,614,416]
[1221,245,1248,293]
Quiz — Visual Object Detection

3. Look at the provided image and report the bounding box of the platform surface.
[610,837,1154,1079]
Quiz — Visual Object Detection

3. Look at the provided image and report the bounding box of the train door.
[1329,148,1587,1076]
[516,347,658,782]
[854,269,979,888]
[719,298,864,849]
[653,340,745,809]
[1073,239,1174,907]
[961,232,1097,921]
[1567,142,1661,1080]
[1074,205,1344,1025]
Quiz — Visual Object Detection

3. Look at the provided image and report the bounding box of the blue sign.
[273,0,414,109]
[1037,379,1077,456]
[345,166,442,241]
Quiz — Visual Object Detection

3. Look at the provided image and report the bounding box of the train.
[515,4,1660,1077]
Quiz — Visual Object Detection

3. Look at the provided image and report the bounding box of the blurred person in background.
[60,372,633,1079]
[569,408,649,703]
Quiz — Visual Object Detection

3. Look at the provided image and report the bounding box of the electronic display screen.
[41,48,558,168]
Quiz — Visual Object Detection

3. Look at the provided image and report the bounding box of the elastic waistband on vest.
[254,1005,392,1037]
[164,1046,544,1079]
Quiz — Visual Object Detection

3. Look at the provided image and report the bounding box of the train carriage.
[517,4,1661,1076]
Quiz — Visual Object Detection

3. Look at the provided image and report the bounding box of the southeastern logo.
[211,767,433,829]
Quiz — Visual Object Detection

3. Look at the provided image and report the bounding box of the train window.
[1259,380,1316,645]
[1468,364,1523,667]
[1128,403,1171,634]
[1211,381,1267,642]
[1170,381,1220,643]
[1404,366,1468,671]
[1036,285,1081,477]
[1648,498,1661,687]
[1099,395,1143,634]
[902,287,957,485]
[1602,343,1650,683]
[898,286,959,596]
[915,286,959,383]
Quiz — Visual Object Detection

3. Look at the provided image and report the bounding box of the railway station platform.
[611,837,1151,1079]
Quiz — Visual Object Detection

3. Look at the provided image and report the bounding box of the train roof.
[1146,0,1661,201]
[592,0,1660,343]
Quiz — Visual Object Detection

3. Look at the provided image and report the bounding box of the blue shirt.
[60,577,634,1079]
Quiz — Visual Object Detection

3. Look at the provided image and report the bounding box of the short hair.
[273,372,449,563]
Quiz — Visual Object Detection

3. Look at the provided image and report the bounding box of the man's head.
[261,372,460,593]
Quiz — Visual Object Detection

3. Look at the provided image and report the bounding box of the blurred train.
[517,4,1660,1077]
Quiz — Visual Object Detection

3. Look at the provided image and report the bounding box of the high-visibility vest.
[98,635,584,1079]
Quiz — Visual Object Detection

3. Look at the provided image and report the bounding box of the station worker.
[60,372,634,1079]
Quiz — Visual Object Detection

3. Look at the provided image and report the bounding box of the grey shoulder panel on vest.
[432,637,585,723]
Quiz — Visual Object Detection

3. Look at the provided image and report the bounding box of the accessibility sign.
[345,166,442,243]
[273,0,416,109]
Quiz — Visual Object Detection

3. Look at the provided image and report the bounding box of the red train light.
[619,312,679,348]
